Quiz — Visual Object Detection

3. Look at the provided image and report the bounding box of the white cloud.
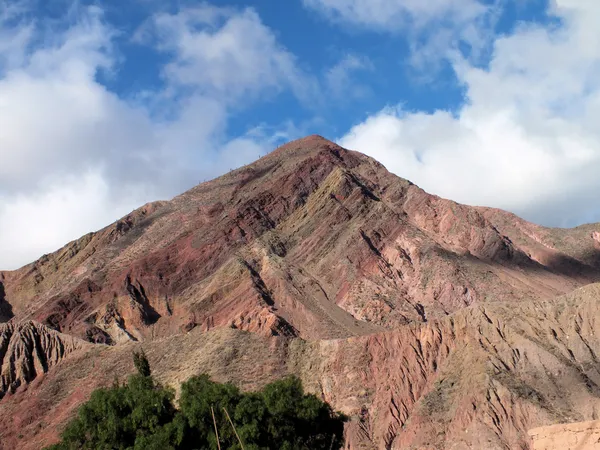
[339,0,600,226]
[140,6,316,104]
[325,54,373,99]
[0,1,34,72]
[303,0,487,30]
[303,0,506,76]
[303,0,496,70]
[0,4,305,270]
[0,173,143,267]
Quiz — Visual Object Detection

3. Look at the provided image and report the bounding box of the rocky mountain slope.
[2,135,600,449]
[2,285,600,449]
[2,136,600,343]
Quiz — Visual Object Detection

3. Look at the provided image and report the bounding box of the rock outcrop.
[0,281,13,323]
[0,321,89,399]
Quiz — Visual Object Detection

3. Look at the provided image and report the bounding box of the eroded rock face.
[0,321,89,399]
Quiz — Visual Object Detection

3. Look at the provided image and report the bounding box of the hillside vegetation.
[46,351,345,450]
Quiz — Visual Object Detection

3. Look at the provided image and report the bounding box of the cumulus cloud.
[325,54,373,100]
[303,0,487,30]
[339,0,600,226]
[0,3,306,270]
[303,0,496,69]
[141,7,315,103]
[0,173,142,267]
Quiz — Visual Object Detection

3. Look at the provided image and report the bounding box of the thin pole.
[211,406,222,450]
[223,406,245,450]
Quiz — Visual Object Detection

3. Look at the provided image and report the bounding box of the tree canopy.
[46,351,345,450]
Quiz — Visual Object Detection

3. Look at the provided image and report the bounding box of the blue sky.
[2,0,600,269]
[96,0,546,134]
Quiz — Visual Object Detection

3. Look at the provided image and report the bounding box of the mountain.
[1,135,600,449]
[2,136,600,343]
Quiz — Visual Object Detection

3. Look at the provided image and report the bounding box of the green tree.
[233,393,269,448]
[178,375,344,450]
[178,374,242,449]
[133,350,151,377]
[258,376,344,450]
[47,361,345,450]
[47,354,177,450]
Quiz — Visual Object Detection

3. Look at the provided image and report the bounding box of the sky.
[1,0,600,269]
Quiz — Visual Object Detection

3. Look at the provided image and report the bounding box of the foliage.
[46,374,178,450]
[46,353,345,450]
[133,350,152,378]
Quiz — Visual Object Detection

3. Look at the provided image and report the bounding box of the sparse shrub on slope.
[46,352,345,450]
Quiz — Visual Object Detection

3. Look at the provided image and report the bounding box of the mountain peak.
[268,134,345,159]
[284,134,335,145]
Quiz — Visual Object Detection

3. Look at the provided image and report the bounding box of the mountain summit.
[2,136,600,449]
